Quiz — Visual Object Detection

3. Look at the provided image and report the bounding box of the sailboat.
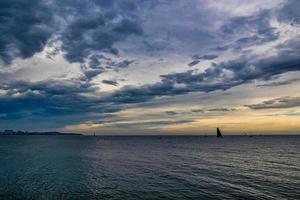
[217,128,223,138]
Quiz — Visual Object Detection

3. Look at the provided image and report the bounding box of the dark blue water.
[0,135,299,200]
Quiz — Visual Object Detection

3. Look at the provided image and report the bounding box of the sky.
[0,0,300,135]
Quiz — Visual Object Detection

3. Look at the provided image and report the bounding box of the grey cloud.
[189,54,218,67]
[0,79,121,123]
[257,78,300,87]
[102,42,300,105]
[162,42,300,93]
[83,69,104,80]
[0,0,55,64]
[108,60,135,69]
[102,46,300,107]
[103,42,300,106]
[220,11,271,37]
[245,96,300,110]
[58,0,143,63]
[81,57,134,81]
[165,111,177,116]
[88,55,102,69]
[0,0,144,65]
[102,80,119,86]
[208,108,236,112]
[190,109,205,113]
[277,0,300,24]
[0,0,295,67]
[80,63,105,81]
[192,54,218,60]
[104,80,190,104]
[188,60,200,67]
[191,108,235,113]
[61,15,142,63]
[217,10,279,52]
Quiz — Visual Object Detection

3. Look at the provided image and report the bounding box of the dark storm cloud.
[55,0,144,63]
[0,0,297,66]
[60,9,142,63]
[0,79,121,121]
[0,0,144,65]
[0,0,55,64]
[245,96,300,110]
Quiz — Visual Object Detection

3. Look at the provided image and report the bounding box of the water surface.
[0,135,299,199]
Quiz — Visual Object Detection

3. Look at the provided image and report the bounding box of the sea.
[0,135,299,200]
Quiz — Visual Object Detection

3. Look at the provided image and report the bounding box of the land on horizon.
[0,129,81,136]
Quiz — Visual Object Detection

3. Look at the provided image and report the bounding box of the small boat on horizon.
[217,128,223,138]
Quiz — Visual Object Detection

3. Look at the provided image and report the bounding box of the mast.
[217,128,223,138]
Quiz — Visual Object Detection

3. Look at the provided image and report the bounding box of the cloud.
[101,38,300,106]
[277,0,300,24]
[257,78,300,87]
[192,54,218,60]
[165,111,177,116]
[106,59,135,69]
[102,80,118,86]
[99,42,300,106]
[0,0,55,64]
[207,108,236,112]
[188,60,200,67]
[0,79,121,123]
[0,0,299,131]
[191,108,236,113]
[0,0,144,65]
[82,68,104,80]
[60,8,143,63]
[162,41,300,93]
[114,119,193,129]
[245,96,300,109]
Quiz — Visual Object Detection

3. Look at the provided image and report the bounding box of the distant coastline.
[0,130,82,136]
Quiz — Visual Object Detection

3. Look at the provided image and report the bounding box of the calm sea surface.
[0,135,299,200]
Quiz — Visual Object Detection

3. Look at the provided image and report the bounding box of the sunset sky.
[0,0,300,135]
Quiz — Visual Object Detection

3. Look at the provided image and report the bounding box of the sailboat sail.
[217,128,223,137]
